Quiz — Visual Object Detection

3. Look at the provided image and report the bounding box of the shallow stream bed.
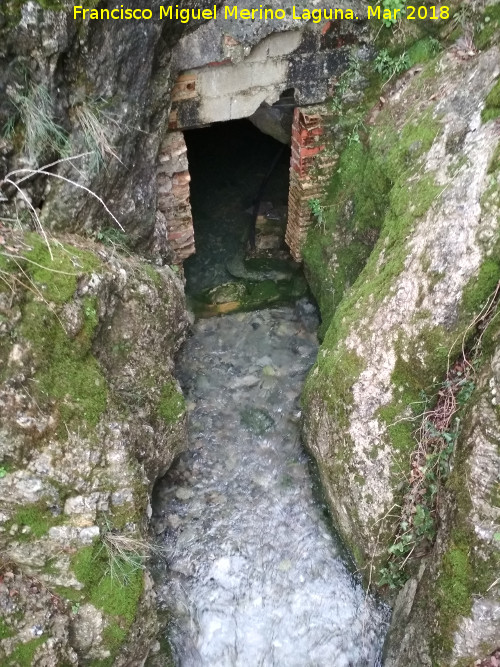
[152,301,389,666]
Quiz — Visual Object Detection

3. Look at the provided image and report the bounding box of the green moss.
[429,390,500,662]
[433,543,473,657]
[304,110,441,339]
[157,381,185,424]
[407,36,441,66]
[2,236,107,436]
[303,140,390,335]
[102,621,127,653]
[0,618,14,640]
[23,234,101,304]
[475,3,500,51]
[303,344,363,433]
[461,257,500,323]
[302,95,455,578]
[481,77,500,123]
[488,143,500,175]
[142,263,164,288]
[20,298,107,433]
[52,585,85,603]
[71,542,143,659]
[6,637,46,666]
[82,296,98,337]
[5,503,63,540]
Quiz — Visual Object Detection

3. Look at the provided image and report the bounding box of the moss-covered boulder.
[302,46,500,665]
[0,231,189,665]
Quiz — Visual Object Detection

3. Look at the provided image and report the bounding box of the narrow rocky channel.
[152,303,389,665]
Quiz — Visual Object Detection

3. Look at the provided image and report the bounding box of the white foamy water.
[153,303,389,666]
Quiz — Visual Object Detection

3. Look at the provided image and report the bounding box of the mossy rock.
[23,233,101,304]
[203,282,247,305]
[19,298,107,434]
[190,274,308,317]
[475,3,500,51]
[157,381,185,425]
[481,77,500,123]
[71,542,144,661]
[5,637,47,666]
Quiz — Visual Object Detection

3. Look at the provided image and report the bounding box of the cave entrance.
[183,118,292,297]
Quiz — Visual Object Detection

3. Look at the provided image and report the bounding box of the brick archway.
[158,106,331,266]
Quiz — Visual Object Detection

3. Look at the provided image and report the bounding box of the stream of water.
[153,302,389,666]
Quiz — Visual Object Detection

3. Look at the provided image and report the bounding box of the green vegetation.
[302,38,500,621]
[53,585,85,603]
[374,49,410,80]
[406,36,441,66]
[95,227,129,249]
[71,541,144,659]
[142,263,164,287]
[304,108,440,342]
[157,381,186,424]
[381,0,406,27]
[20,299,107,432]
[0,235,108,434]
[102,622,127,655]
[434,543,473,651]
[6,82,69,164]
[23,234,101,304]
[475,3,500,51]
[308,198,324,231]
[5,637,46,666]
[428,396,500,662]
[5,503,63,540]
[0,618,14,640]
[303,139,390,336]
[481,77,500,123]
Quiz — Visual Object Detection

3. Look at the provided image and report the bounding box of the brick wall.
[156,131,195,263]
[159,106,334,265]
[285,106,335,262]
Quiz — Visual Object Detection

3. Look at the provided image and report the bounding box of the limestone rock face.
[302,45,500,665]
[0,232,190,664]
[0,0,217,252]
[384,349,500,665]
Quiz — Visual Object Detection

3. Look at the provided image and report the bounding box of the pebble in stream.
[152,302,389,666]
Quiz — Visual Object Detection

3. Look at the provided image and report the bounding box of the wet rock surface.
[152,304,388,666]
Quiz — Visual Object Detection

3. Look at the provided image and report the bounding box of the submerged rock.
[240,407,275,435]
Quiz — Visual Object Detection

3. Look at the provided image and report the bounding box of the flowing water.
[153,302,389,666]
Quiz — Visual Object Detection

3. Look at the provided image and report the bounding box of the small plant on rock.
[73,101,122,174]
[6,82,70,165]
[374,49,410,81]
[380,0,406,26]
[377,281,500,591]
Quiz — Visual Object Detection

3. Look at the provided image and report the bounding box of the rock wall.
[302,39,500,665]
[0,230,190,664]
[0,0,217,257]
